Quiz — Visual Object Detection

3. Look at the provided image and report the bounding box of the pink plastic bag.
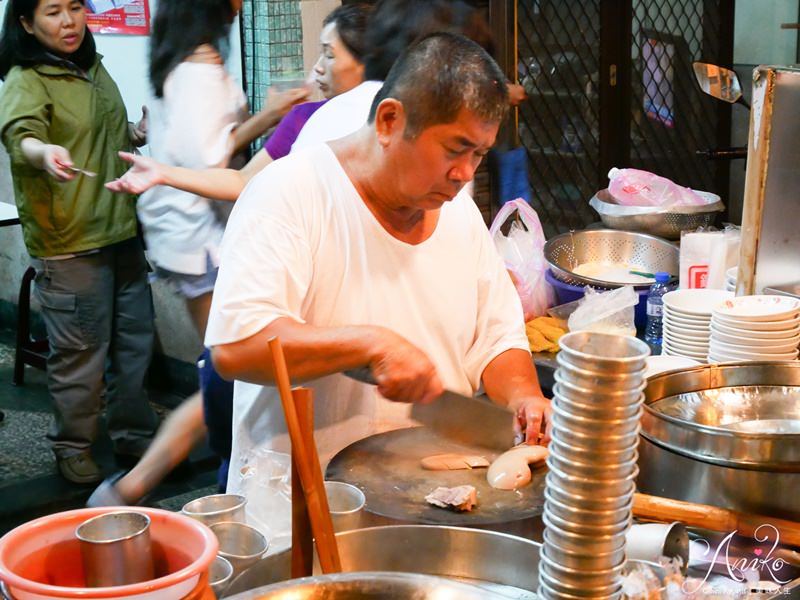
[608,168,705,208]
[489,199,555,320]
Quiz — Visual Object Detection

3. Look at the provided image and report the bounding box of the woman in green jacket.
[0,0,158,484]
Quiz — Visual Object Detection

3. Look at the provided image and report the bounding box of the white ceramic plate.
[712,313,800,332]
[662,289,733,316]
[710,320,800,340]
[710,337,798,354]
[710,328,800,348]
[645,355,701,378]
[710,338,800,355]
[707,344,798,361]
[707,354,747,364]
[663,306,714,321]
[662,343,709,360]
[663,332,710,349]
[713,295,800,322]
[663,310,712,327]
[663,322,710,337]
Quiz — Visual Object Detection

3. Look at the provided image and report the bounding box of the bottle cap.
[655,272,670,283]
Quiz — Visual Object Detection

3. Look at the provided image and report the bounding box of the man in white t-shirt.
[205,33,550,544]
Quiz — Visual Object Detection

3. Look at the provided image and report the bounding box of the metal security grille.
[629,1,725,194]
[515,0,732,238]
[240,0,304,114]
[517,1,602,237]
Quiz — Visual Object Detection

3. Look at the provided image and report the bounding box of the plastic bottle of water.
[644,272,672,355]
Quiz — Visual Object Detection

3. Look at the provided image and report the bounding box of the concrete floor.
[0,328,218,535]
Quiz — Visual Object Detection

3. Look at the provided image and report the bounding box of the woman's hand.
[43,145,76,182]
[105,151,165,194]
[129,106,148,147]
[262,85,310,120]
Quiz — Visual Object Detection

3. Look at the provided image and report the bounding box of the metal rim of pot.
[642,361,800,472]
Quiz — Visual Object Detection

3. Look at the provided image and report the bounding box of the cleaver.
[344,368,515,451]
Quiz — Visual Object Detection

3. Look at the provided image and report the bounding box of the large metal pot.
[225,571,501,600]
[224,525,540,598]
[638,362,800,520]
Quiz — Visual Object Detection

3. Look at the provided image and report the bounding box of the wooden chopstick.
[268,337,341,573]
[291,388,314,578]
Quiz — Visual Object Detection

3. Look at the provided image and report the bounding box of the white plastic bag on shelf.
[567,286,638,337]
[608,168,706,208]
[488,199,555,320]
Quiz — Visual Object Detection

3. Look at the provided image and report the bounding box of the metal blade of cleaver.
[343,368,515,451]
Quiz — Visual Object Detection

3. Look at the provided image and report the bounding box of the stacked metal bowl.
[539,332,650,600]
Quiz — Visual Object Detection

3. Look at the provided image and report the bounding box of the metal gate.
[240,0,304,115]
[516,0,733,238]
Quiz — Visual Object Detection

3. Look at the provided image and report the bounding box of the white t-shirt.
[205,144,528,544]
[138,62,247,275]
[291,80,383,152]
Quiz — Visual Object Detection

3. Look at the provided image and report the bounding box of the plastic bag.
[237,448,292,552]
[608,168,706,208]
[489,199,555,320]
[567,286,637,336]
[679,225,740,289]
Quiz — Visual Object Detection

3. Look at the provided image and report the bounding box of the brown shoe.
[57,451,103,484]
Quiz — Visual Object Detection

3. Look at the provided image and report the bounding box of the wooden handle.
[269,337,341,573]
[634,493,800,548]
[291,388,314,578]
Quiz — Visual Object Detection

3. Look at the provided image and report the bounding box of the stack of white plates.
[661,289,734,361]
[709,295,800,362]
[725,266,737,292]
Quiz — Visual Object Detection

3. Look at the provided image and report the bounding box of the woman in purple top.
[263,99,326,160]
[106,4,370,200]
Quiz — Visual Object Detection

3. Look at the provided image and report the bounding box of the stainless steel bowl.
[544,228,679,289]
[639,361,800,519]
[589,189,724,240]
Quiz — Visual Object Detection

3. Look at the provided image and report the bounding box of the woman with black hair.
[137,0,305,338]
[0,0,159,484]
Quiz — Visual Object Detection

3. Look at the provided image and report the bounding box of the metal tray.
[325,427,545,533]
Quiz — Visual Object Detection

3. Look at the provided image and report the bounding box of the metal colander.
[544,229,679,288]
[589,189,724,240]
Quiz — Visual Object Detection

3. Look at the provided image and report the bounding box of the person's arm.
[211,317,444,405]
[482,348,551,445]
[105,147,273,201]
[20,137,75,181]
[231,87,309,154]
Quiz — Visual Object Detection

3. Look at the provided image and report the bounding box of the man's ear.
[373,98,406,147]
[20,16,34,35]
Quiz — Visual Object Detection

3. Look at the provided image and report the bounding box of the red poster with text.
[86,0,150,35]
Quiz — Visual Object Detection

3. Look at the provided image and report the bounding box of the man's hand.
[507,83,528,106]
[509,396,551,446]
[369,332,443,404]
[105,151,165,194]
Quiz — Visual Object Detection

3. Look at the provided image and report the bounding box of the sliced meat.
[425,485,478,512]
[487,444,549,490]
[420,453,490,471]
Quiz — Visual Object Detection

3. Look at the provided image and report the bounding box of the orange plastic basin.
[0,507,218,600]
